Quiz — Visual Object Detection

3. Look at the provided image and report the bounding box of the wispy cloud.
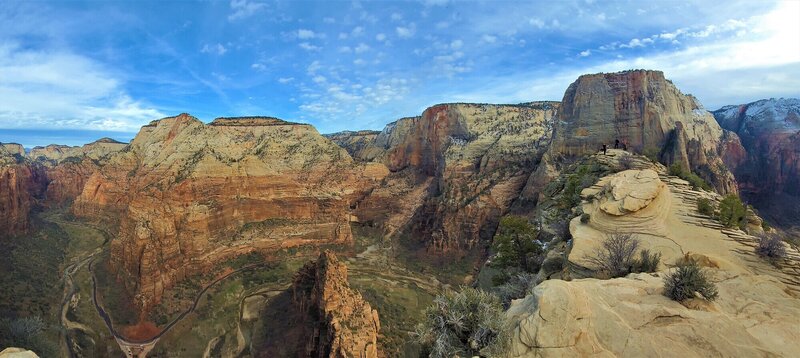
[228,0,266,21]
[201,43,228,55]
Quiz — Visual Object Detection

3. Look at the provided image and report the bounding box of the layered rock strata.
[0,144,46,237]
[349,102,559,252]
[72,114,387,310]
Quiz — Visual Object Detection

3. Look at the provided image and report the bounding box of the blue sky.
[1,0,799,147]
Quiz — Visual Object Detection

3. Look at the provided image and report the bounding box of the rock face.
[290,251,380,358]
[507,162,800,357]
[72,114,387,310]
[0,144,46,237]
[29,138,127,207]
[542,70,740,195]
[350,102,558,252]
[0,348,39,358]
[324,130,381,160]
[713,98,800,226]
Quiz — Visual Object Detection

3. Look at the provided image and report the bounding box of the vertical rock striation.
[0,143,46,237]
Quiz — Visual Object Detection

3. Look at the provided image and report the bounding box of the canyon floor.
[22,210,451,357]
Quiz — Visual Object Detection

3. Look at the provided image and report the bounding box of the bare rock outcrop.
[72,114,387,310]
[293,251,380,358]
[508,164,800,357]
[526,70,740,200]
[0,348,39,358]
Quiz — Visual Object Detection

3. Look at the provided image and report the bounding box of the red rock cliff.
[72,114,387,310]
[0,144,46,237]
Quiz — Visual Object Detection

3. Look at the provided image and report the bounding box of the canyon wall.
[346,102,559,252]
[713,98,800,226]
[0,144,46,237]
[72,114,387,309]
[538,70,740,196]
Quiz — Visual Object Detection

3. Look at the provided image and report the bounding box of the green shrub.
[491,216,541,273]
[633,249,661,273]
[580,213,591,224]
[643,147,660,163]
[697,198,714,216]
[414,288,509,358]
[663,262,718,301]
[761,220,772,232]
[669,163,711,191]
[717,194,747,229]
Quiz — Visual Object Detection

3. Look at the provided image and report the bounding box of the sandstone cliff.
[72,114,387,310]
[0,144,46,237]
[507,154,800,357]
[351,103,559,252]
[294,251,380,358]
[28,138,127,207]
[713,98,800,226]
[527,70,740,198]
[324,130,381,160]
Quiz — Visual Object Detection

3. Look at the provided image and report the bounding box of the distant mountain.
[713,98,800,226]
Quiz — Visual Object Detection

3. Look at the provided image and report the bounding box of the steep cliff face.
[73,114,387,310]
[324,130,381,160]
[540,70,739,195]
[353,103,559,252]
[291,251,380,358]
[714,99,800,192]
[0,144,46,237]
[29,138,127,207]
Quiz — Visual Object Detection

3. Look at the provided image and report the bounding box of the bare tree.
[586,233,640,278]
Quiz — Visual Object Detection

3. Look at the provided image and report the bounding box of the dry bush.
[618,154,635,170]
[586,233,640,278]
[756,234,787,264]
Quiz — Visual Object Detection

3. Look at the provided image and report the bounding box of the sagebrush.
[663,262,718,301]
[413,288,509,358]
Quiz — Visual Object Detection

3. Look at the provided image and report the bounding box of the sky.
[1,0,799,147]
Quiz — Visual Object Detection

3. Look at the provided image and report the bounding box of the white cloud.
[376,33,386,41]
[307,60,322,74]
[354,43,370,53]
[0,44,163,132]
[201,43,227,55]
[529,18,545,29]
[251,63,266,71]
[450,39,463,49]
[351,26,365,37]
[299,42,321,51]
[396,24,416,38]
[481,34,497,43]
[338,46,352,53]
[353,59,366,65]
[323,17,335,24]
[338,32,348,40]
[390,12,403,21]
[278,77,294,84]
[297,29,316,39]
[312,75,326,83]
[228,0,266,21]
[579,50,591,57]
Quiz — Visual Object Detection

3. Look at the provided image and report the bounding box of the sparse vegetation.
[586,233,661,278]
[697,198,714,216]
[717,194,747,229]
[634,249,661,273]
[0,316,57,356]
[642,147,660,163]
[413,288,509,358]
[761,220,772,232]
[491,216,542,273]
[618,154,635,170]
[586,233,640,278]
[669,163,711,191]
[580,213,591,224]
[493,273,534,308]
[755,234,786,265]
[663,261,718,302]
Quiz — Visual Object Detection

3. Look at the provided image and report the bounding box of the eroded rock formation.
[72,114,387,310]
[349,102,559,252]
[529,70,740,198]
[293,251,380,358]
[508,160,800,357]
